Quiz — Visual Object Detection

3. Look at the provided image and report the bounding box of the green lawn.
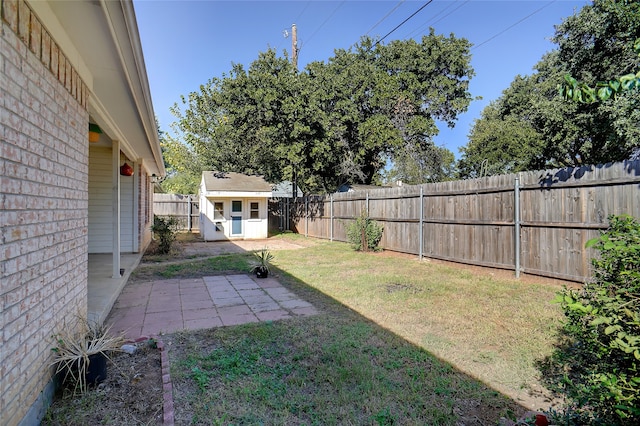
[273,238,564,404]
[168,235,565,424]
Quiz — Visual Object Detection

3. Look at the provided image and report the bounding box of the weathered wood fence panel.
[153,194,199,231]
[289,160,640,283]
[269,198,300,234]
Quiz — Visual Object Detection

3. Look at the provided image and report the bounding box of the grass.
[271,239,564,406]
[166,234,566,424]
[170,318,519,425]
[130,253,252,281]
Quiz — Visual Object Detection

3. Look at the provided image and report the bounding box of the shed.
[199,172,273,241]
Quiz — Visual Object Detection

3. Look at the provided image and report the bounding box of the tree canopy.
[561,38,640,103]
[458,0,640,179]
[165,31,473,194]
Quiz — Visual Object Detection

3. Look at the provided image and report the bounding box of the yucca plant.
[51,315,125,394]
[250,247,274,278]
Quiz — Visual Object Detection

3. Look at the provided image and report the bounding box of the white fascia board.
[104,0,165,175]
[203,191,273,198]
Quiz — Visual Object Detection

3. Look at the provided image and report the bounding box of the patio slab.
[107,274,316,340]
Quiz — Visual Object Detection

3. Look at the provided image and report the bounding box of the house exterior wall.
[119,154,134,252]
[88,148,136,253]
[138,165,153,251]
[87,146,138,253]
[88,146,154,254]
[88,146,112,252]
[1,1,89,424]
[200,196,270,241]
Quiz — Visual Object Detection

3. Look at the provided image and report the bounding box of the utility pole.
[284,23,300,213]
[291,23,298,70]
[290,23,298,204]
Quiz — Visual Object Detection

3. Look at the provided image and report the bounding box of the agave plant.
[51,315,124,394]
[250,247,274,278]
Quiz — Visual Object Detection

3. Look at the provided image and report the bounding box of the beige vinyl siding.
[88,147,134,253]
[119,159,134,252]
[88,147,112,253]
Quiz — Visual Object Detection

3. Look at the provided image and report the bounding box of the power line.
[277,2,312,55]
[305,1,347,46]
[472,0,557,51]
[405,0,470,40]
[366,1,406,37]
[293,1,311,23]
[430,0,469,26]
[376,0,434,46]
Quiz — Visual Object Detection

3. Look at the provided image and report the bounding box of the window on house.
[250,202,259,219]
[214,202,224,220]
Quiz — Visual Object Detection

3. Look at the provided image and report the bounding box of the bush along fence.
[153,194,199,231]
[288,160,640,283]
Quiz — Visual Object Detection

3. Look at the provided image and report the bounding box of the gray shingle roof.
[201,171,272,192]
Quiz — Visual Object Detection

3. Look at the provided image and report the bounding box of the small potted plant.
[51,315,125,394]
[250,247,274,278]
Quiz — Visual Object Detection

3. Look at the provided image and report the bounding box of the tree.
[457,78,546,178]
[170,50,302,186]
[158,129,202,194]
[386,144,455,184]
[169,31,473,193]
[458,0,640,177]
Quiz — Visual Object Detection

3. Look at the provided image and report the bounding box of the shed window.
[214,202,224,220]
[232,200,242,213]
[250,202,259,219]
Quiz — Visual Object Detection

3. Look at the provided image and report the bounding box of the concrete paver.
[107,274,316,339]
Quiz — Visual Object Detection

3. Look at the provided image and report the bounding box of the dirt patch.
[142,232,311,265]
[384,282,424,294]
[44,340,163,425]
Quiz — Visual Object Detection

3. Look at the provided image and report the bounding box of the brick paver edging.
[129,336,174,425]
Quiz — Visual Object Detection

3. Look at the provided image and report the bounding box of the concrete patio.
[88,253,144,325]
[106,274,317,340]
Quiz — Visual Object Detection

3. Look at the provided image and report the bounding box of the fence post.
[419,186,424,260]
[187,195,192,232]
[366,192,370,214]
[330,194,334,241]
[514,177,521,278]
[305,196,309,237]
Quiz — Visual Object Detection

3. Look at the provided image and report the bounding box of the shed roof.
[202,171,272,193]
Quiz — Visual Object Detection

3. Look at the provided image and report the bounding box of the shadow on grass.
[163,257,533,425]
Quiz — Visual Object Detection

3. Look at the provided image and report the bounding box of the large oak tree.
[458,0,640,179]
[166,31,473,193]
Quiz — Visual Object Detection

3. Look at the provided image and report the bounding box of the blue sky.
[134,0,589,158]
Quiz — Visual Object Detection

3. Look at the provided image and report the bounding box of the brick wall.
[1,1,89,424]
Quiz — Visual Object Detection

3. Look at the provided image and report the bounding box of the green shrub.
[545,215,640,425]
[151,216,178,254]
[346,211,383,252]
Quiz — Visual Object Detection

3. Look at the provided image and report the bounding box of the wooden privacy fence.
[268,198,294,234]
[289,160,640,283]
[153,194,199,231]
